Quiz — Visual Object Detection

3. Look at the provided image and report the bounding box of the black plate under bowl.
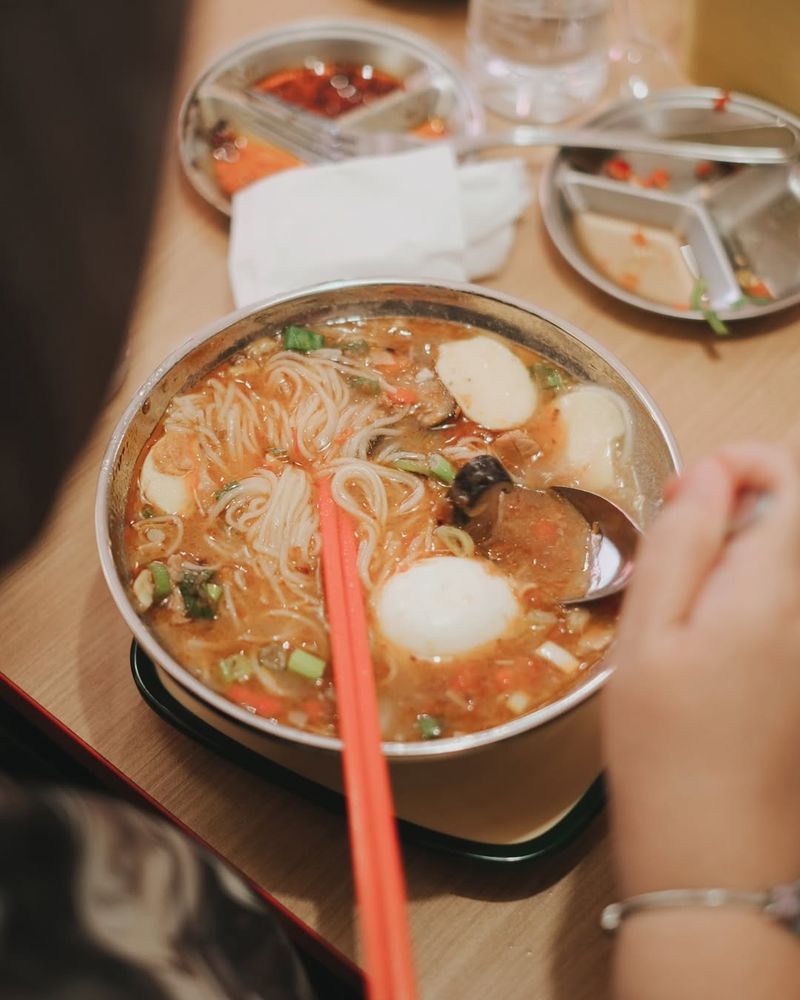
[131,641,605,863]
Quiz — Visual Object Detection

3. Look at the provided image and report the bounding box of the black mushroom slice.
[448,455,513,542]
[414,374,460,428]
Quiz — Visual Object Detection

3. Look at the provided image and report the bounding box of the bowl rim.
[96,277,681,759]
[177,15,485,216]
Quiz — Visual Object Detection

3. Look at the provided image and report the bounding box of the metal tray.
[541,88,800,323]
[179,17,484,215]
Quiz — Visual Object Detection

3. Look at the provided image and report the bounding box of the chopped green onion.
[703,309,730,336]
[141,506,154,519]
[282,325,325,353]
[219,654,253,683]
[428,454,456,485]
[341,338,369,355]
[392,454,456,484]
[148,561,171,601]
[530,363,564,391]
[213,480,240,499]
[416,714,443,740]
[268,447,289,459]
[434,524,475,557]
[347,374,381,395]
[178,570,220,620]
[393,458,429,476]
[690,278,729,335]
[690,277,708,312]
[287,648,326,680]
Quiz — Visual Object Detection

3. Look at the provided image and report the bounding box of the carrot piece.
[712,89,731,112]
[606,157,631,181]
[387,387,419,405]
[212,138,303,196]
[748,280,772,299]
[227,683,283,718]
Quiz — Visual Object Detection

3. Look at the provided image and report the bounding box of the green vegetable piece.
[213,481,239,499]
[178,569,219,620]
[282,325,325,353]
[287,648,326,680]
[703,309,729,336]
[393,458,429,476]
[268,447,289,459]
[341,338,369,355]
[148,561,171,601]
[141,506,154,519]
[428,454,456,485]
[530,363,564,391]
[219,654,253,683]
[347,374,381,396]
[416,714,444,740]
[204,582,223,602]
[690,277,708,312]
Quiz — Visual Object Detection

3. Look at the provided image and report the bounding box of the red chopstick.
[317,477,417,1000]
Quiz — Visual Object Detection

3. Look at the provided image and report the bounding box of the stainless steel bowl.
[96,279,679,763]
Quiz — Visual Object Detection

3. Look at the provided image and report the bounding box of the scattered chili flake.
[631,230,648,248]
[644,167,671,190]
[605,157,632,181]
[694,160,715,180]
[712,89,732,112]
[619,272,640,291]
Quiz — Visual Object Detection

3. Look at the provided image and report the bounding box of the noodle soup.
[124,316,636,743]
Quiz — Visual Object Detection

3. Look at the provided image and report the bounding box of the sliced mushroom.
[415,374,459,428]
[448,455,513,542]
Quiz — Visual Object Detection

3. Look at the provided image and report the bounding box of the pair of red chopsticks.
[317,477,417,1000]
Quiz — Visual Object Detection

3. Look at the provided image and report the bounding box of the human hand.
[603,442,800,896]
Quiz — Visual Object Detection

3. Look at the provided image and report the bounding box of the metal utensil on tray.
[204,83,797,166]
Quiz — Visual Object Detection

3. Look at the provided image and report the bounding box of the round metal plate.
[541,87,800,323]
[179,17,484,215]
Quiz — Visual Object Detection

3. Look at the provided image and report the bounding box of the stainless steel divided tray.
[541,88,800,324]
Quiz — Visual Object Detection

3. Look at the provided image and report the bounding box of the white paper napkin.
[228,144,531,308]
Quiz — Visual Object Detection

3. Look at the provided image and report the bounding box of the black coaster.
[131,642,605,863]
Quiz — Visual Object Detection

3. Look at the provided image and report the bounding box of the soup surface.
[125,317,636,742]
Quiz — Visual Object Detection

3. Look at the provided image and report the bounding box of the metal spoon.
[448,456,641,605]
[552,486,641,605]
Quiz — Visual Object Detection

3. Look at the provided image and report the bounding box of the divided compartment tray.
[179,17,484,215]
[131,642,605,864]
[541,87,800,322]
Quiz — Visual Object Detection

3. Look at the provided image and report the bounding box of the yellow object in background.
[686,0,800,114]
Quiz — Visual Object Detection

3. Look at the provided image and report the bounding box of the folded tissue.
[228,143,531,308]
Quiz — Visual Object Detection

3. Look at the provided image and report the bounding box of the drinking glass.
[465,0,612,124]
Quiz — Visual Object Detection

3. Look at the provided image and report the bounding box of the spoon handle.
[454,127,795,165]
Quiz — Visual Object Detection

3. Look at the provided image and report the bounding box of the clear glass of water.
[466,0,612,124]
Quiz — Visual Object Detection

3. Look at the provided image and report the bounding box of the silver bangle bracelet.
[601,882,800,935]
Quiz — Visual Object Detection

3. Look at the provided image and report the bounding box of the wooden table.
[3,2,799,997]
